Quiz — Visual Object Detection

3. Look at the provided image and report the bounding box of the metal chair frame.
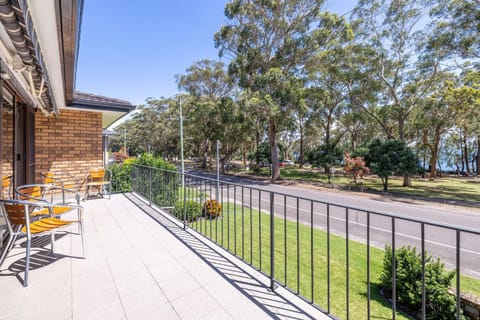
[84,168,111,200]
[0,198,85,287]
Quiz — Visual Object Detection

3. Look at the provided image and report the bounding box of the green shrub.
[135,153,176,171]
[110,154,176,193]
[110,159,134,192]
[173,201,202,222]
[203,199,222,219]
[381,245,462,320]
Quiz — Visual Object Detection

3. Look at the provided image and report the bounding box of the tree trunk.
[463,132,470,174]
[202,139,209,169]
[298,128,304,168]
[269,120,280,181]
[255,130,260,165]
[398,116,405,142]
[428,127,441,179]
[399,116,410,186]
[402,176,411,187]
[382,176,388,191]
[477,136,480,175]
[242,144,246,166]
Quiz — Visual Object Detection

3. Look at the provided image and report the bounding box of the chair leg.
[80,221,85,258]
[0,234,14,267]
[50,230,55,254]
[24,235,31,287]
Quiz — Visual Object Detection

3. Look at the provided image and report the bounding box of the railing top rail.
[136,166,480,236]
[132,164,178,174]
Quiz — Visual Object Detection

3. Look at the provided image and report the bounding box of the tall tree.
[429,0,480,59]
[215,0,351,180]
[177,60,234,168]
[412,72,457,178]
[352,0,437,142]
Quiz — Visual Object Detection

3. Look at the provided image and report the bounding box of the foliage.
[135,153,176,170]
[343,152,369,184]
[381,245,461,320]
[203,199,222,219]
[173,200,202,222]
[366,139,420,191]
[306,143,343,180]
[248,141,286,165]
[110,154,176,194]
[215,0,352,180]
[110,158,135,192]
[116,0,480,188]
[429,0,480,59]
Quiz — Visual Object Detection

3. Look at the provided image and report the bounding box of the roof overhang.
[53,0,83,106]
[70,91,136,129]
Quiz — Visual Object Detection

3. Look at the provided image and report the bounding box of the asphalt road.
[186,170,480,279]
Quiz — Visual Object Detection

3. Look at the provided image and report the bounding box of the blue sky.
[76,1,358,106]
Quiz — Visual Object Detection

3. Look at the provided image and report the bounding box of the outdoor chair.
[2,175,12,199]
[84,168,111,200]
[16,184,80,217]
[0,198,85,287]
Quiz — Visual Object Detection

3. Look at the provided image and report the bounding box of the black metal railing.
[131,165,480,320]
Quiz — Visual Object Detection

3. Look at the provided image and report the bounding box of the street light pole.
[123,129,127,156]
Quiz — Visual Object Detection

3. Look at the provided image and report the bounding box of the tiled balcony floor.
[0,193,329,320]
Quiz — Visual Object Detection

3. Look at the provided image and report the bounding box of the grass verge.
[185,203,480,320]
[243,167,480,203]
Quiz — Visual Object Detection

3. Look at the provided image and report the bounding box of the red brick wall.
[35,109,103,187]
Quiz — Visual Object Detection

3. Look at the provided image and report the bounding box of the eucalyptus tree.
[351,0,441,186]
[351,0,437,143]
[215,0,351,180]
[177,59,234,168]
[411,72,458,178]
[304,66,348,149]
[113,97,180,159]
[429,0,480,60]
[447,70,480,174]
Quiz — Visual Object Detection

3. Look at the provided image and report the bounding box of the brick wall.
[35,109,103,187]
[2,107,13,176]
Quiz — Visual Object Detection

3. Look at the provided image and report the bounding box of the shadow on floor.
[124,193,323,320]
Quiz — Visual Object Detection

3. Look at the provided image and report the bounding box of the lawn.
[244,167,480,203]
[184,203,480,320]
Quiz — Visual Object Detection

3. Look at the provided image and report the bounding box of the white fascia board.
[26,0,66,110]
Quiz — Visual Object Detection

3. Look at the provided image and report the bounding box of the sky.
[76,0,358,106]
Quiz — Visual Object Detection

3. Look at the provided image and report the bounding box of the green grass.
[186,203,480,320]
[246,167,480,203]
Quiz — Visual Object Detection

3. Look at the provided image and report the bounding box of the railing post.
[183,172,187,230]
[270,191,275,291]
[148,168,152,206]
[456,230,461,320]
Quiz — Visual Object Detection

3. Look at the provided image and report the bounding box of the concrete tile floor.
[0,193,330,320]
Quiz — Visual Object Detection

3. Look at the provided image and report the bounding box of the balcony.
[1,164,480,319]
[0,193,328,320]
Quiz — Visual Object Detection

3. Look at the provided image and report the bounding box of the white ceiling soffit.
[26,0,65,110]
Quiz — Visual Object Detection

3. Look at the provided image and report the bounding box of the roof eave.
[55,0,84,106]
